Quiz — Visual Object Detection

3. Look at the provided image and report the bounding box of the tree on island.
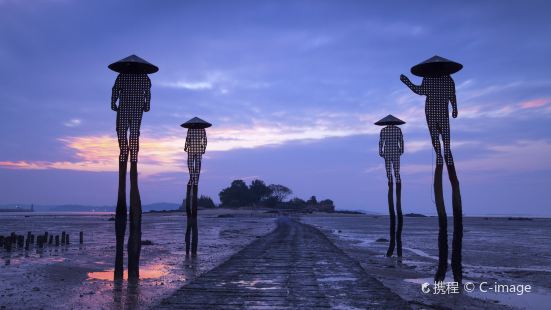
[249,179,273,205]
[266,184,292,206]
[218,179,333,211]
[219,180,252,207]
[179,195,217,210]
[306,196,318,205]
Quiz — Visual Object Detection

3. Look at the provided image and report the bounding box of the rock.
[32,287,40,291]
[376,238,389,243]
[141,240,154,245]
[404,213,427,217]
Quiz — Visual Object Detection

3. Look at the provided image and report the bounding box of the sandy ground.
[302,213,551,310]
[0,209,276,309]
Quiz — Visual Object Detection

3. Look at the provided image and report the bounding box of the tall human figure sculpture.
[375,114,405,258]
[400,55,463,283]
[109,55,158,280]
[181,117,211,256]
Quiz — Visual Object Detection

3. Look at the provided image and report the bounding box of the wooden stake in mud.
[5,236,12,251]
[79,231,83,244]
[55,235,60,246]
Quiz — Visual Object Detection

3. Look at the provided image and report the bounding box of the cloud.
[159,71,270,94]
[519,98,550,109]
[456,97,551,120]
[0,113,381,175]
[0,135,187,176]
[413,140,551,175]
[63,119,81,127]
[161,80,213,90]
[2,89,549,177]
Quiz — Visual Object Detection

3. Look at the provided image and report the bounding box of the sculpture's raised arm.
[379,130,385,157]
[399,128,404,155]
[449,77,458,118]
[400,74,425,95]
[143,76,151,112]
[111,74,121,111]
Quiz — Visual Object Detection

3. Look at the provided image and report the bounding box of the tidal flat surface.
[302,214,551,310]
[0,209,276,309]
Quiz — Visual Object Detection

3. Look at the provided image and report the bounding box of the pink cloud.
[519,98,550,109]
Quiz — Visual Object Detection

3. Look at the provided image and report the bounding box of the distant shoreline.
[0,209,548,219]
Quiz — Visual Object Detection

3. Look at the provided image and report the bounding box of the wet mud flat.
[0,209,276,309]
[303,214,551,310]
[159,216,410,309]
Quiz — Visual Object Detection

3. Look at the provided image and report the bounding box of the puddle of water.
[230,279,280,290]
[88,264,170,281]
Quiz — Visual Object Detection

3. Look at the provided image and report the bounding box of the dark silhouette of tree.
[400,55,463,284]
[198,196,216,209]
[219,180,251,207]
[288,197,307,208]
[249,179,272,204]
[109,54,158,280]
[306,196,318,205]
[217,179,332,210]
[268,184,292,203]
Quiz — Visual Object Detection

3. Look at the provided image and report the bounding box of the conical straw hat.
[411,55,462,77]
[374,114,406,126]
[108,54,159,74]
[180,117,212,129]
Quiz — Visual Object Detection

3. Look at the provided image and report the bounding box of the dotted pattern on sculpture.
[185,128,207,185]
[112,73,151,162]
[402,75,456,166]
[379,125,404,183]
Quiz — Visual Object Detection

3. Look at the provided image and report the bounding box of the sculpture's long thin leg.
[386,182,396,257]
[191,184,199,255]
[127,162,142,280]
[185,183,192,256]
[114,161,127,280]
[434,164,448,282]
[448,164,463,284]
[396,182,403,258]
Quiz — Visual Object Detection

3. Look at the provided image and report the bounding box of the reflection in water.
[88,263,169,281]
[112,280,123,308]
[126,280,140,309]
[111,279,141,309]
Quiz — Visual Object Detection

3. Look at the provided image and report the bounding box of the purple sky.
[1,1,550,216]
